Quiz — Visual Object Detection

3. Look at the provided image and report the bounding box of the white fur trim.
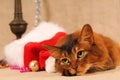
[4,22,65,67]
[45,56,56,73]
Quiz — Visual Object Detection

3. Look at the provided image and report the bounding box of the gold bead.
[29,60,39,72]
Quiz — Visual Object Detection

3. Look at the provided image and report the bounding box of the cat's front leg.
[77,70,86,76]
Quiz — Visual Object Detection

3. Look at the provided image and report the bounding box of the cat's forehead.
[60,34,78,54]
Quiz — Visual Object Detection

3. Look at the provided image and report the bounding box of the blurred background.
[0,0,120,59]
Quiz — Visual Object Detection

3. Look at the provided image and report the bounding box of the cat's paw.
[62,69,76,76]
[77,71,86,76]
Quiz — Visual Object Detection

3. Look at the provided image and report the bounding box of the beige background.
[41,0,120,40]
[1,0,120,80]
[1,0,120,62]
[0,0,35,59]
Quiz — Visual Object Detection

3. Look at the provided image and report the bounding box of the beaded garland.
[35,0,41,27]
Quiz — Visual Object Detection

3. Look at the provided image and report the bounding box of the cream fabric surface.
[0,67,120,80]
[0,0,120,80]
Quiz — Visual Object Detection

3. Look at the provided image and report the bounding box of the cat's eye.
[61,58,70,64]
[77,51,85,58]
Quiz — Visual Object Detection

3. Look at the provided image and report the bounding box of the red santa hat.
[4,22,66,72]
[24,32,66,70]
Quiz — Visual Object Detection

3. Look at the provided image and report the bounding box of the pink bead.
[20,67,30,73]
[10,66,30,73]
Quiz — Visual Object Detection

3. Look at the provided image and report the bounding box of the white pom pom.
[45,56,56,73]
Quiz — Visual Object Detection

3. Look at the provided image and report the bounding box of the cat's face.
[44,24,113,76]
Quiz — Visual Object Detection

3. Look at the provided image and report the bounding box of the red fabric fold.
[24,32,66,70]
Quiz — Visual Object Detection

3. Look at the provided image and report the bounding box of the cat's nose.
[72,64,77,69]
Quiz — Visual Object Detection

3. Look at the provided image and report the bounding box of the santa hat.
[4,22,66,72]
[24,31,66,70]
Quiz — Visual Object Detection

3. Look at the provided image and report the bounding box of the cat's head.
[44,24,105,76]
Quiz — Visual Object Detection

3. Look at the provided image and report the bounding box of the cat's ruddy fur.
[44,24,120,76]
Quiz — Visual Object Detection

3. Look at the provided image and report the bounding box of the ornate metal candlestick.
[9,0,28,39]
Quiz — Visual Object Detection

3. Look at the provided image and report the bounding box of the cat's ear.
[43,44,61,59]
[78,24,94,44]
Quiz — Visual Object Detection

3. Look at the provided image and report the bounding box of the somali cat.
[44,24,120,76]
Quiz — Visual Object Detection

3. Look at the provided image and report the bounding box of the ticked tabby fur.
[44,24,120,76]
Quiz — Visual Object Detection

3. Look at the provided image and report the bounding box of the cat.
[44,24,120,76]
